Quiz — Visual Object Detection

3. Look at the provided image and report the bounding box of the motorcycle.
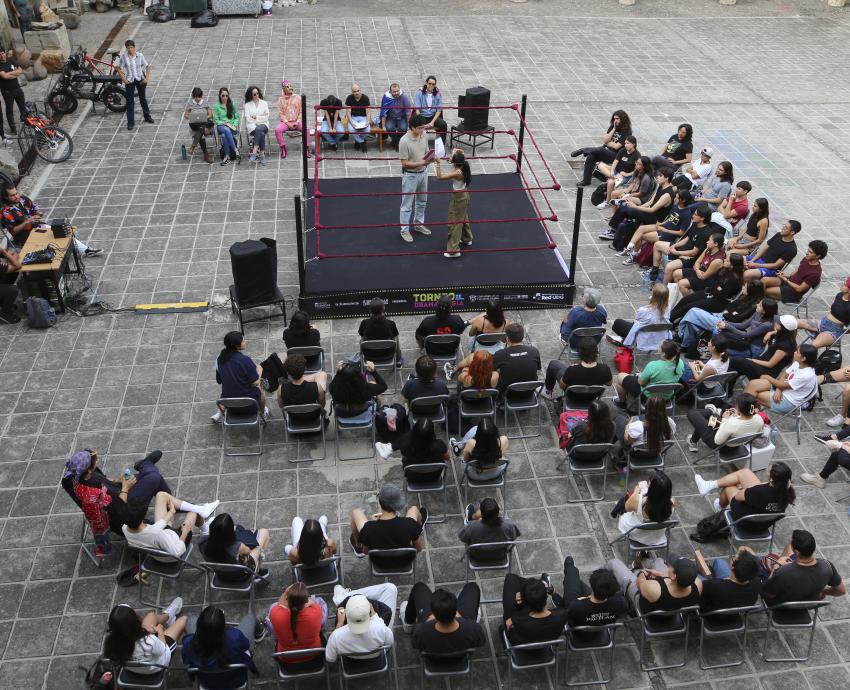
[47,51,127,116]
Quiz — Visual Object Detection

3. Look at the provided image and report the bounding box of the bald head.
[351,84,362,97]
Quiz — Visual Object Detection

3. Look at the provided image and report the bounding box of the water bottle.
[123,467,133,481]
[769,425,779,446]
[641,269,653,293]
[181,144,187,160]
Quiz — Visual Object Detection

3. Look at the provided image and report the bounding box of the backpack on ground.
[191,9,219,27]
[590,183,607,207]
[81,657,119,689]
[689,510,729,543]
[25,296,57,328]
[260,352,286,391]
[815,348,842,376]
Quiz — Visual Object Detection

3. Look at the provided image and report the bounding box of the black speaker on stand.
[228,237,286,333]
[458,86,490,131]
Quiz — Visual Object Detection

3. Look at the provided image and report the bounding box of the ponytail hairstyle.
[660,339,681,374]
[768,461,796,506]
[753,197,769,222]
[734,392,758,418]
[217,331,243,369]
[286,583,309,641]
[452,149,472,187]
[709,334,729,363]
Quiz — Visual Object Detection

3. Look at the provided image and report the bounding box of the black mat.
[304,172,569,296]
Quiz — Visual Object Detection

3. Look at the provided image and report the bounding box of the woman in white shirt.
[681,333,729,386]
[611,469,674,548]
[745,343,818,415]
[104,601,188,673]
[686,392,764,453]
[244,86,270,165]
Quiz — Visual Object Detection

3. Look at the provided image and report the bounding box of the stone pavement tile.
[0,659,49,690]
[4,617,62,660]
[18,581,69,619]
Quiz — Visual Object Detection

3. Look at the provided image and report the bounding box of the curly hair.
[467,350,493,390]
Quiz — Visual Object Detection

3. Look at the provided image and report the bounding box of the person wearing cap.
[324,583,397,663]
[727,313,799,383]
[606,555,702,614]
[349,484,427,568]
[761,530,845,604]
[744,342,818,414]
[398,114,435,243]
[762,240,827,305]
[682,147,713,190]
[345,83,371,153]
[274,79,302,158]
[742,220,801,281]
[402,583,486,652]
[717,180,752,224]
[796,274,850,349]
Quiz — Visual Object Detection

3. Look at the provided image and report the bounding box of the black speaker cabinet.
[229,237,278,305]
[459,86,490,131]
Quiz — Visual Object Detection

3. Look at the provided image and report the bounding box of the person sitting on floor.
[606,555,702,614]
[670,253,745,326]
[796,276,850,349]
[598,155,654,210]
[742,220,801,282]
[325,584,397,662]
[559,288,607,349]
[104,601,188,674]
[452,417,509,482]
[762,240,826,304]
[607,283,671,351]
[378,83,411,150]
[213,331,268,423]
[350,483,427,560]
[553,557,628,640]
[500,573,569,644]
[668,231,726,296]
[283,309,321,348]
[645,203,714,283]
[694,461,795,518]
[699,548,761,620]
[543,337,612,403]
[727,313,798,384]
[267,582,327,672]
[716,180,751,224]
[285,515,336,565]
[686,391,763,455]
[681,146,713,192]
[201,513,271,582]
[606,168,676,248]
[571,110,633,187]
[761,530,845,604]
[610,469,675,549]
[183,87,214,163]
[803,418,850,488]
[726,197,769,256]
[714,297,778,358]
[681,334,730,389]
[458,497,520,551]
[415,294,467,349]
[403,583,486,652]
[593,135,640,208]
[651,123,694,172]
[614,339,684,410]
[745,343,818,415]
[328,359,387,420]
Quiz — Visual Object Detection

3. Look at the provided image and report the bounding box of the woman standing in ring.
[435,149,473,258]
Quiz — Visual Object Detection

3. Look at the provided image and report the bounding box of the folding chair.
[217,397,263,456]
[360,339,401,393]
[367,547,417,580]
[708,430,762,474]
[608,520,678,563]
[761,599,830,662]
[332,401,376,461]
[423,334,462,370]
[461,457,510,505]
[338,645,395,690]
[769,389,819,444]
[273,648,330,689]
[691,371,737,409]
[471,332,507,352]
[419,649,475,690]
[560,443,614,502]
[501,631,564,690]
[291,555,342,592]
[199,560,266,616]
[458,387,499,429]
[408,394,450,443]
[228,284,285,334]
[187,663,250,689]
[115,661,171,689]
[284,345,325,375]
[639,383,680,415]
[502,380,545,439]
[789,283,818,319]
[723,510,784,553]
[622,440,675,487]
[135,543,204,609]
[563,384,605,411]
[631,321,674,368]
[403,462,448,523]
[559,326,606,361]
[563,622,624,687]
[698,603,762,669]
[282,403,326,462]
[463,540,516,603]
[637,604,700,671]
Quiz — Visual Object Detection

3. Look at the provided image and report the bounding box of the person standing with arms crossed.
[117,40,153,131]
[0,47,26,137]
[434,149,473,258]
[398,114,434,243]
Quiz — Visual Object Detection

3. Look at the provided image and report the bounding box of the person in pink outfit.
[274,80,302,158]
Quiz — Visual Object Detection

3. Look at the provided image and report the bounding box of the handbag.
[613,346,634,374]
[557,410,588,449]
[634,243,654,267]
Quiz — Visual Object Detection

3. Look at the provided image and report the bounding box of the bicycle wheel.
[102,85,127,112]
[34,125,73,163]
[47,88,78,115]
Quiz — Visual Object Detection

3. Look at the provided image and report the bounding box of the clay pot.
[31,58,48,80]
[60,12,80,29]
[13,46,32,68]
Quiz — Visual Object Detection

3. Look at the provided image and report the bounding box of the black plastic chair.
[623,440,674,487]
[501,630,564,689]
[135,543,204,609]
[458,388,499,428]
[461,457,510,506]
[563,621,624,687]
[282,403,326,462]
[186,662,250,689]
[419,648,475,690]
[332,400,376,461]
[691,371,737,409]
[272,648,330,688]
[408,394,450,443]
[503,380,545,439]
[608,520,678,563]
[403,462,448,523]
[697,603,762,669]
[563,384,606,411]
[560,442,614,502]
[199,560,266,616]
[229,283,286,334]
[115,661,171,689]
[338,644,394,690]
[360,339,401,393]
[217,397,263,456]
[291,555,342,592]
[723,510,784,553]
[284,345,325,375]
[423,334,462,369]
[761,599,830,662]
[367,546,417,580]
[559,326,607,361]
[637,604,700,671]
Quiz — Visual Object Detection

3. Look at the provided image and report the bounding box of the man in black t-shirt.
[401,355,450,409]
[543,337,612,400]
[358,298,401,362]
[319,93,344,150]
[405,584,486,652]
[552,556,627,642]
[701,549,761,621]
[501,575,569,645]
[0,48,26,137]
[762,530,845,605]
[743,220,800,282]
[415,295,467,350]
[649,203,712,282]
[350,484,426,569]
[345,84,371,153]
[492,323,541,395]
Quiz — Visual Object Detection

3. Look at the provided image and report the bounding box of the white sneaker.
[333,584,352,606]
[618,246,633,256]
[713,498,721,512]
[541,388,555,400]
[400,229,413,243]
[319,515,328,529]
[163,597,183,627]
[800,472,826,489]
[705,404,722,417]
[375,442,394,459]
[284,544,293,555]
[200,518,211,536]
[687,439,700,453]
[399,600,413,634]
[263,406,270,421]
[197,500,220,519]
[210,410,223,423]
[827,414,845,427]
[694,474,715,496]
[595,201,609,209]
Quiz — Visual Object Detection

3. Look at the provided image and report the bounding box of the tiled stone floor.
[2,9,850,690]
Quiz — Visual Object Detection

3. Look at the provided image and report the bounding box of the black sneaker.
[648,268,659,282]
[330,143,338,151]
[134,450,162,471]
[361,142,367,154]
[8,125,16,135]
[253,567,269,584]
[253,619,269,643]
[450,437,462,457]
[465,503,475,524]
[570,149,584,158]
[84,247,103,257]
[220,157,230,166]
[419,506,429,528]
[0,311,21,324]
[540,572,553,595]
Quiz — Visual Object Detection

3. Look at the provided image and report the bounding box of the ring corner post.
[516,94,528,173]
[301,94,309,194]
[566,186,583,306]
[294,195,306,299]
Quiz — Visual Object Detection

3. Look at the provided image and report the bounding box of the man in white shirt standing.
[324,584,397,663]
[123,491,219,562]
[398,114,434,243]
[117,39,153,131]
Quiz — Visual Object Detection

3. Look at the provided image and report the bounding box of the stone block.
[38,48,64,72]
[23,23,71,59]
[827,0,846,6]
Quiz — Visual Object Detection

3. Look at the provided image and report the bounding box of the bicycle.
[47,50,127,116]
[18,103,73,163]
[77,47,121,78]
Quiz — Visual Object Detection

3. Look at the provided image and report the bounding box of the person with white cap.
[350,485,427,568]
[683,147,713,190]
[324,583,397,663]
[727,313,799,383]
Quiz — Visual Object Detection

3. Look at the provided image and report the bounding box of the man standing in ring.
[398,115,434,243]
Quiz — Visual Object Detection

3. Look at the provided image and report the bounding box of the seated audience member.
[606,168,676,245]
[345,83,371,152]
[618,395,676,462]
[559,288,607,349]
[453,417,509,481]
[651,123,694,172]
[544,337,612,403]
[244,85,270,164]
[283,310,321,348]
[213,87,240,165]
[123,492,219,561]
[742,220,801,282]
[802,427,850,487]
[593,135,639,207]
[696,161,734,210]
[414,294,467,349]
[104,601,188,673]
[566,399,618,451]
[681,146,713,191]
[404,584,486,653]
[694,461,795,517]
[555,558,628,641]
[350,483,426,560]
[599,155,654,209]
[325,586,397,662]
[286,515,337,565]
[717,180,751,223]
[680,334,729,386]
[727,197,769,256]
[491,323,541,395]
[358,297,400,361]
[467,298,509,353]
[318,93,344,150]
[619,189,694,263]
[686,392,764,454]
[183,87,214,163]
[762,240,826,304]
[267,582,327,671]
[677,280,765,357]
[213,331,267,423]
[571,110,632,187]
[610,470,674,548]
[376,418,449,480]
[450,349,499,391]
[413,75,446,143]
[274,79,302,158]
[700,548,761,619]
[606,556,702,613]
[670,253,745,326]
[0,244,21,324]
[797,277,850,348]
[1,183,102,257]
[761,530,845,604]
[401,355,450,404]
[182,606,263,688]
[715,297,778,358]
[458,497,520,550]
[202,513,270,581]
[378,82,411,150]
[328,360,387,420]
[277,354,327,423]
[727,313,798,383]
[608,283,671,351]
[500,574,569,644]
[648,203,714,283]
[614,340,684,408]
[668,232,726,295]
[745,343,817,414]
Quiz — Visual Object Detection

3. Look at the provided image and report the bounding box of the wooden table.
[13,227,81,313]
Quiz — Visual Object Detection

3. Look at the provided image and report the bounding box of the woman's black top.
[283,328,321,348]
[329,370,387,417]
[829,293,850,326]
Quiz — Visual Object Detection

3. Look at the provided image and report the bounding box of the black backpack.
[191,9,219,27]
[260,352,286,392]
[81,657,119,689]
[590,183,607,207]
[689,510,729,543]
[815,348,842,376]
